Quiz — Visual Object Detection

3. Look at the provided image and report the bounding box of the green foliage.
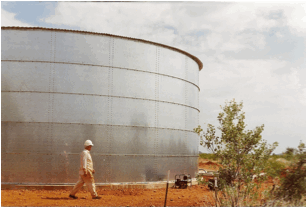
[199,153,218,160]
[275,142,306,202]
[269,153,296,165]
[265,158,286,178]
[270,153,280,160]
[283,147,296,161]
[194,99,278,206]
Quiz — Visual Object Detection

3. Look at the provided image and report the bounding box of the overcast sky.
[1,1,306,154]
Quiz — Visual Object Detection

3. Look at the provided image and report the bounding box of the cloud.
[42,2,305,52]
[198,56,305,152]
[1,9,33,27]
[281,2,306,36]
[200,57,305,109]
[275,31,284,38]
[42,2,175,45]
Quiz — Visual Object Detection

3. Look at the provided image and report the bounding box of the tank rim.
[1,26,203,70]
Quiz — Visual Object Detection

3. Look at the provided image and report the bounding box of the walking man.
[69,139,102,199]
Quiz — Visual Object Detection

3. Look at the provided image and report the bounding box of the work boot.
[92,196,102,199]
[69,194,78,199]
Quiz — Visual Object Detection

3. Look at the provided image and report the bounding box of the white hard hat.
[84,139,94,148]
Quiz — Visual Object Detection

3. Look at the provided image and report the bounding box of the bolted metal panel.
[157,102,186,130]
[186,56,200,86]
[2,122,110,155]
[111,97,156,127]
[112,38,157,73]
[108,125,156,155]
[158,75,185,105]
[1,61,51,92]
[2,27,201,185]
[52,94,109,124]
[1,30,53,62]
[53,64,110,95]
[2,152,85,184]
[158,46,186,80]
[2,92,110,124]
[107,156,156,182]
[2,61,110,95]
[186,131,199,155]
[1,92,50,122]
[112,68,156,100]
[186,107,199,131]
[54,32,112,66]
[185,82,199,108]
[156,129,190,155]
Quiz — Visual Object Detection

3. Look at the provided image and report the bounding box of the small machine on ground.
[174,174,192,189]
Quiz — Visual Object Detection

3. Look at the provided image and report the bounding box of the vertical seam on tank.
[110,37,114,182]
[157,47,160,179]
[48,33,52,123]
[154,46,157,179]
[154,46,160,179]
[184,56,188,174]
[107,36,111,183]
[48,32,53,150]
[51,32,56,150]
[52,32,56,116]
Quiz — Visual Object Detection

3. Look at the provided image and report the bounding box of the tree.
[283,147,296,160]
[194,99,278,206]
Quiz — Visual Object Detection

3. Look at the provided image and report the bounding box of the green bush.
[275,142,306,202]
[199,153,218,160]
[266,159,286,178]
[195,100,278,206]
[195,100,306,207]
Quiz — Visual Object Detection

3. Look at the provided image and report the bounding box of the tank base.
[1,180,198,190]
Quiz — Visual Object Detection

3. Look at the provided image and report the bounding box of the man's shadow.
[41,197,86,200]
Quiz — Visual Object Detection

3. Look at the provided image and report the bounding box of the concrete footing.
[2,180,198,190]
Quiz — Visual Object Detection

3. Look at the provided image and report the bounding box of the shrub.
[274,142,306,202]
[194,99,278,206]
[199,153,218,160]
[266,158,286,179]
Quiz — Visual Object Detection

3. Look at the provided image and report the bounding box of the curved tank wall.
[1,27,202,184]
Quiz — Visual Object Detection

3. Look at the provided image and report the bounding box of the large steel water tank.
[1,27,203,184]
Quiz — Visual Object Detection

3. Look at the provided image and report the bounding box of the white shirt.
[79,149,94,175]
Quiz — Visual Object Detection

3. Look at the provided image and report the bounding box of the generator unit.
[174,174,192,189]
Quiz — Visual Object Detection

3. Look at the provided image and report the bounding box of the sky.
[1,1,306,154]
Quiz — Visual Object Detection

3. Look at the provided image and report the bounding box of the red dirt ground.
[198,160,221,171]
[1,160,273,207]
[1,186,218,207]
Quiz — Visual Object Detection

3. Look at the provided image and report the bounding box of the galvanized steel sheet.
[1,30,52,62]
[186,57,200,86]
[2,27,201,185]
[113,38,157,73]
[112,68,156,100]
[55,32,112,66]
[158,46,186,80]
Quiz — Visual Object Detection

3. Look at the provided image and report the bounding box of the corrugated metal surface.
[1,27,201,184]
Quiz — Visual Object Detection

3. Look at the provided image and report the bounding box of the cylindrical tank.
[1,27,203,184]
